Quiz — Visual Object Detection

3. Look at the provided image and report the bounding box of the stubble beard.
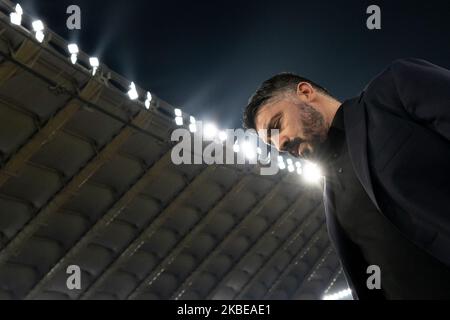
[296,101,328,148]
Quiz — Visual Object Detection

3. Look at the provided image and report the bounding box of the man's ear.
[296,82,315,101]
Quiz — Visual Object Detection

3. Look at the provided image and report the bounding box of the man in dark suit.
[242,58,450,299]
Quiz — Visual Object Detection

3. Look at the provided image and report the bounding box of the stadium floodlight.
[188,116,197,132]
[288,164,295,173]
[68,43,79,54]
[175,117,184,126]
[68,43,79,64]
[174,109,183,126]
[10,4,23,26]
[303,161,323,184]
[35,30,45,43]
[127,82,139,100]
[295,161,302,175]
[203,123,218,140]
[32,20,45,43]
[89,57,99,76]
[32,20,44,31]
[278,156,286,170]
[242,141,257,160]
[323,288,352,300]
[145,92,153,109]
[218,131,227,142]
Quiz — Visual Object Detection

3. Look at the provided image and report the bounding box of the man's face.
[254,94,329,159]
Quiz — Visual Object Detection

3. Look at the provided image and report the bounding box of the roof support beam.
[0,108,153,266]
[289,247,335,300]
[294,262,343,300]
[126,173,258,300]
[0,38,42,86]
[80,165,218,300]
[206,198,320,300]
[24,148,174,299]
[262,231,330,299]
[234,210,324,300]
[171,174,289,300]
[322,268,344,297]
[0,79,103,187]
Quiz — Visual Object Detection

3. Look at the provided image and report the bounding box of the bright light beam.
[127,82,139,100]
[10,4,23,26]
[145,92,153,109]
[278,156,286,170]
[203,123,218,140]
[32,20,45,43]
[68,43,79,64]
[241,141,257,160]
[303,161,323,184]
[89,57,99,76]
[323,288,352,300]
[189,116,197,133]
[218,131,227,142]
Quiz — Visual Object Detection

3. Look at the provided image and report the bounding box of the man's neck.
[321,96,343,130]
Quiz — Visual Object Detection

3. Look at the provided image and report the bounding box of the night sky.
[18,0,450,128]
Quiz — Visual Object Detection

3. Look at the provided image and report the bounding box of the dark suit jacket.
[324,58,450,299]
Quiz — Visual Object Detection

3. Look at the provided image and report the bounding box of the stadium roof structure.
[0,0,347,300]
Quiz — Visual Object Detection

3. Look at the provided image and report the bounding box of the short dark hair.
[243,73,331,130]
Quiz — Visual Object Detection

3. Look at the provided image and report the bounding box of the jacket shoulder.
[364,58,430,90]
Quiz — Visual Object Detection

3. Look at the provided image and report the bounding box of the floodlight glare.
[203,123,218,140]
[145,92,153,109]
[303,162,323,184]
[189,123,197,133]
[15,3,23,15]
[323,288,352,300]
[288,164,295,173]
[32,20,45,43]
[10,4,23,26]
[35,31,44,43]
[174,109,182,117]
[175,117,184,126]
[32,20,44,32]
[127,82,139,100]
[89,57,99,75]
[68,43,79,54]
[68,44,79,64]
[89,57,99,67]
[242,141,257,160]
[218,131,227,142]
[277,156,286,170]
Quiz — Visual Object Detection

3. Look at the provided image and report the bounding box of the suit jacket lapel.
[343,94,382,212]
